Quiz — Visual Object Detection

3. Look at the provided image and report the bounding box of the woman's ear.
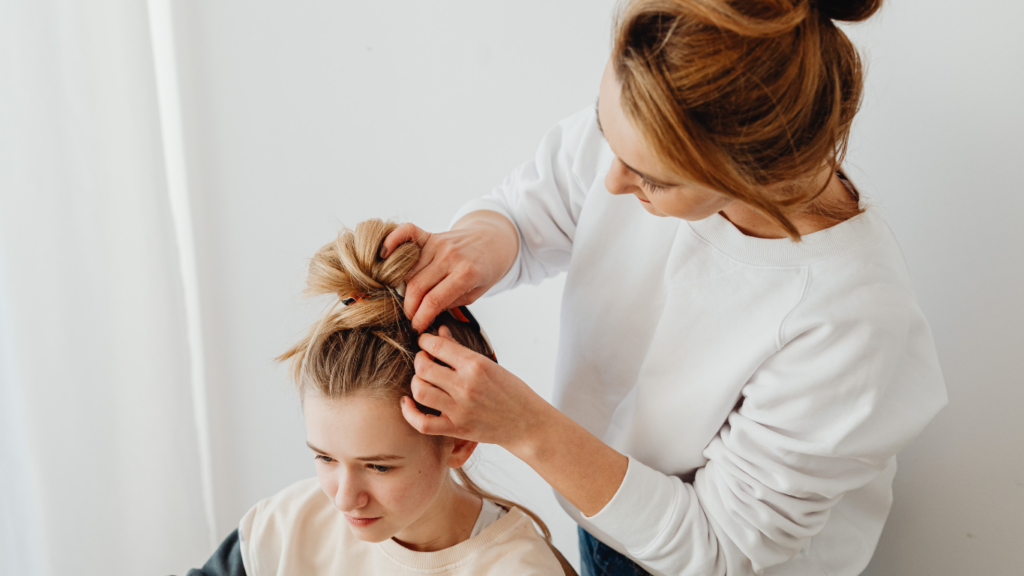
[446,437,478,469]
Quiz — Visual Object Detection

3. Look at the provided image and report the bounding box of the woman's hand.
[400,326,555,452]
[381,211,518,333]
[400,326,629,516]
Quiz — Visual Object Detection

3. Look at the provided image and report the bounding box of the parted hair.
[278,219,552,540]
[612,0,881,238]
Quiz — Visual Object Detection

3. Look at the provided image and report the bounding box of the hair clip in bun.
[341,293,366,306]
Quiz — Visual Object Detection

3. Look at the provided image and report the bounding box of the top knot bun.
[813,0,882,22]
[305,219,419,328]
[279,219,496,402]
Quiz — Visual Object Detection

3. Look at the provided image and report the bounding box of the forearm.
[506,402,628,517]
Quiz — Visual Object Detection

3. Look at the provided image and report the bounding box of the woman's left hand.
[400,326,556,452]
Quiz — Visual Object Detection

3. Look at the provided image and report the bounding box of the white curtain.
[0,1,213,574]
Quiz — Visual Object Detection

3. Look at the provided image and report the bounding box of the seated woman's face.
[303,393,469,543]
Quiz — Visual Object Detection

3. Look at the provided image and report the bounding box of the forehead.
[303,393,427,456]
[598,60,679,185]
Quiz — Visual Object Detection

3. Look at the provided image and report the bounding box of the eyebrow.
[306,441,405,462]
[595,98,677,189]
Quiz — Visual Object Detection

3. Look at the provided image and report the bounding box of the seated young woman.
[186,220,574,576]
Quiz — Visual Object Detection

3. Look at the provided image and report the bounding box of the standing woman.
[384,0,946,574]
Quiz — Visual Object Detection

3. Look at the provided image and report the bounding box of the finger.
[405,241,438,279]
[438,325,456,342]
[381,222,431,259]
[448,287,489,310]
[400,396,454,436]
[419,332,480,369]
[403,258,446,322]
[411,275,475,333]
[410,375,455,413]
[414,351,457,387]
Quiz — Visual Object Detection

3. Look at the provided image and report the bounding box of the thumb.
[438,324,456,342]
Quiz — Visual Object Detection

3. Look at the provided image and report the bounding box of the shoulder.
[240,477,331,539]
[784,209,929,341]
[468,508,570,575]
[536,107,614,193]
[239,478,354,576]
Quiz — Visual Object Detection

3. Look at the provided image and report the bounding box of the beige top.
[238,478,570,575]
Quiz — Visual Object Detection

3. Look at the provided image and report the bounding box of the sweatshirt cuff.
[584,456,684,555]
[449,199,523,297]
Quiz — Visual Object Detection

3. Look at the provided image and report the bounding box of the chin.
[347,524,395,543]
[640,202,669,217]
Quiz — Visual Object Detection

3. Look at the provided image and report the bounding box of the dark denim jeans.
[578,527,651,576]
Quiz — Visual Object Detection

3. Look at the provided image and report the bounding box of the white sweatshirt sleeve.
[584,281,948,575]
[450,108,608,294]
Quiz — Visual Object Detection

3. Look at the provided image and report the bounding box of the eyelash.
[641,178,666,193]
[313,455,392,474]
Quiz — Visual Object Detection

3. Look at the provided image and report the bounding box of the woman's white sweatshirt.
[452,108,947,576]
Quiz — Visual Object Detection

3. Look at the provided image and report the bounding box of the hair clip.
[341,293,366,306]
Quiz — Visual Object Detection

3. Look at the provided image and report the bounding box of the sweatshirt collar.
[375,507,526,569]
[687,205,887,267]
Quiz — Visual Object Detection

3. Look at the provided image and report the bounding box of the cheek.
[316,464,337,497]
[652,187,729,220]
[378,462,448,519]
[640,199,669,217]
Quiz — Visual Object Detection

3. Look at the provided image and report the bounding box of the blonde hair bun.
[304,219,418,329]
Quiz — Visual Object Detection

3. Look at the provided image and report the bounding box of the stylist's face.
[597,59,733,220]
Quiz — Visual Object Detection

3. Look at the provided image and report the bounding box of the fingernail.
[379,245,389,259]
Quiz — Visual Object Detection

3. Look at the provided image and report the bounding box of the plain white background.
[71,0,1024,573]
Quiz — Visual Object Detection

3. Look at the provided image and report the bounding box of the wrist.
[503,399,563,463]
[453,210,519,276]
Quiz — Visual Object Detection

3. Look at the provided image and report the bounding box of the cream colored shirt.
[238,478,567,575]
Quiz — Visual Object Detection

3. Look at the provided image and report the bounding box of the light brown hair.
[612,0,881,238]
[278,219,552,540]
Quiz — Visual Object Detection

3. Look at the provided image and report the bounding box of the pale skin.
[381,58,860,517]
[304,392,483,552]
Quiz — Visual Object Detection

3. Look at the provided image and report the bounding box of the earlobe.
[448,438,479,469]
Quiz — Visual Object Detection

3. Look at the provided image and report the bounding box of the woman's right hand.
[381,210,519,332]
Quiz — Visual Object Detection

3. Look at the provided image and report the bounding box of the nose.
[334,469,369,512]
[605,157,641,196]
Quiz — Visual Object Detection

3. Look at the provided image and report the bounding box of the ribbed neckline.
[687,206,886,267]
[376,507,525,570]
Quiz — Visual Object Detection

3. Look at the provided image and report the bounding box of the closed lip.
[638,197,651,203]
[345,515,382,527]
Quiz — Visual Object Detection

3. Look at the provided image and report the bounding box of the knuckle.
[418,336,438,355]
[405,278,425,298]
[422,293,445,313]
[464,358,485,379]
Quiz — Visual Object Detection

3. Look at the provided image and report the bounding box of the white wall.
[172,1,1023,573]
[841,3,1024,574]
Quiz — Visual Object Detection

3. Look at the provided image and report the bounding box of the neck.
[391,479,482,552]
[720,168,859,239]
